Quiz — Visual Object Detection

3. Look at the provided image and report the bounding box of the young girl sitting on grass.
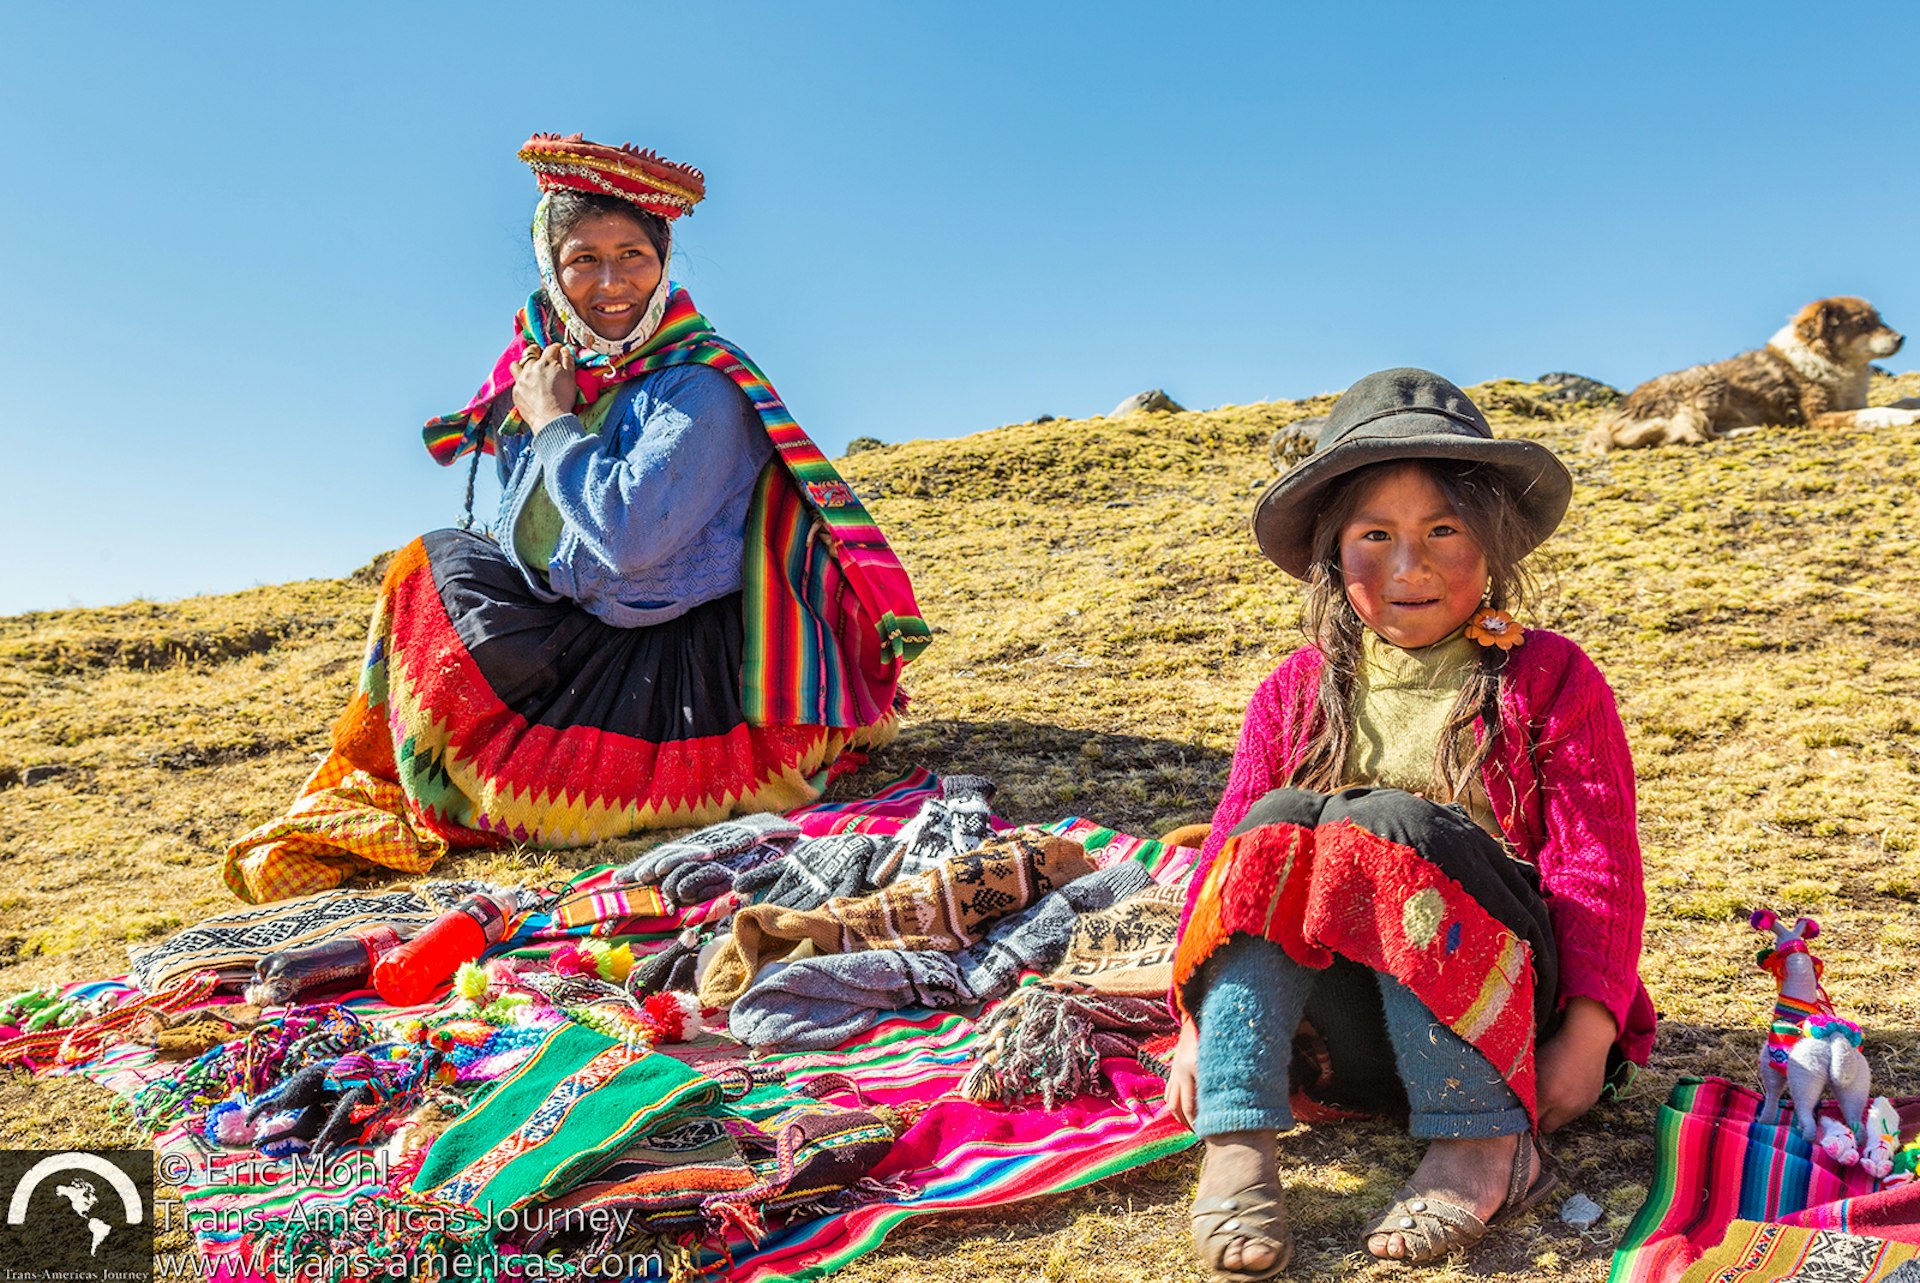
[1166,368,1656,1279]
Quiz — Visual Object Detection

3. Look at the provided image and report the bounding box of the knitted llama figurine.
[1860,1095,1904,1180]
[1751,909,1873,1162]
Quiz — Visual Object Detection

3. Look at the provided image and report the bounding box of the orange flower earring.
[1465,601,1525,651]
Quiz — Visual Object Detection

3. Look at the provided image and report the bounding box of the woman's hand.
[512,342,578,430]
[1165,1016,1199,1129]
[1535,996,1616,1133]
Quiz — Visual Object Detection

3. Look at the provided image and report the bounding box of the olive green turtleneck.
[1344,626,1499,838]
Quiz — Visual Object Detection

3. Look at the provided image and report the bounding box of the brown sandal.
[1362,1131,1560,1264]
[1191,1179,1293,1282]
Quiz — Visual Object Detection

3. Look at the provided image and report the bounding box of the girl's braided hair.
[1287,458,1541,804]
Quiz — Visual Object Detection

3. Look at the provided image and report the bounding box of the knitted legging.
[1185,786,1556,1140]
[1192,939,1528,1139]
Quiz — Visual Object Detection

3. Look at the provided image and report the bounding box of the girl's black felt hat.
[1251,367,1572,580]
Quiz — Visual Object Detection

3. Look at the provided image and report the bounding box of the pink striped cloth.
[1614,1077,1920,1283]
[784,767,1012,838]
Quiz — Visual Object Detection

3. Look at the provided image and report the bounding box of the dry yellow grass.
[3,372,1919,1281]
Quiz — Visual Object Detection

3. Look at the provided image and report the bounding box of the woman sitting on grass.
[225,134,927,904]
[1166,368,1656,1278]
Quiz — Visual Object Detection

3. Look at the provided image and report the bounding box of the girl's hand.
[512,343,578,430]
[1165,1017,1199,1129]
[1535,996,1616,1132]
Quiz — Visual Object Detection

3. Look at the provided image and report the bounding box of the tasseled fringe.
[849,1172,920,1203]
[377,1126,437,1180]
[565,1224,704,1282]
[0,969,223,1070]
[963,988,1175,1111]
[652,1235,703,1283]
[703,1196,767,1247]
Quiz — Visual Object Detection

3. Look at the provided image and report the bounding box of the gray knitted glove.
[611,813,801,886]
[733,833,894,911]
[728,951,970,1051]
[659,838,792,908]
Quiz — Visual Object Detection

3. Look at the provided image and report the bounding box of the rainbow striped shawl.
[422,288,930,728]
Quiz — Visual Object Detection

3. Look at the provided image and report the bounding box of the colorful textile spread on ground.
[127,881,499,993]
[1673,1221,1920,1283]
[722,1011,1191,1280]
[14,807,1200,1283]
[1612,1077,1920,1283]
[1044,817,1202,888]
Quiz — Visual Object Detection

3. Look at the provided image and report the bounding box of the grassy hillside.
[3,372,1919,1281]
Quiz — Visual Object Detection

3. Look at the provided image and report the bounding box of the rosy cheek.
[1340,549,1384,610]
[1339,543,1385,583]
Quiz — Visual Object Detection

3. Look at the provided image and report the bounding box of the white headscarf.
[531,193,674,357]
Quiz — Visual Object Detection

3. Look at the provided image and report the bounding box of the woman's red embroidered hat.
[517,133,706,219]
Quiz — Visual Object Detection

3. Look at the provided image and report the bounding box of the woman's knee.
[1319,786,1493,854]
[1229,787,1326,836]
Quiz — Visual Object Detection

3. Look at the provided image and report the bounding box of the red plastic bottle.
[372,891,519,1007]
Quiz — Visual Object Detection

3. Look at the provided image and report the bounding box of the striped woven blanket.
[60,815,1200,1282]
[788,767,979,837]
[1672,1221,1919,1283]
[1613,1077,1920,1283]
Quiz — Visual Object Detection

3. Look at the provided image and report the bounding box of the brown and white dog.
[1584,297,1918,453]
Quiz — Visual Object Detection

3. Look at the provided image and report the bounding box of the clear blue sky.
[6,2,1917,614]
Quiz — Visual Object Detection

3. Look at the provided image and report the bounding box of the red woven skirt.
[1172,787,1557,1124]
[225,530,893,902]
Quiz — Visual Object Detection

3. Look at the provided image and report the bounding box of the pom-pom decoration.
[452,962,491,1006]
[203,1100,256,1148]
[596,944,635,984]
[548,943,600,977]
[638,991,702,1044]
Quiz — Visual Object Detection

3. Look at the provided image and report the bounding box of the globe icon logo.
[6,1152,143,1261]
[52,1177,112,1256]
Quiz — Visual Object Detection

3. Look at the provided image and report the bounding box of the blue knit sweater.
[492,364,774,627]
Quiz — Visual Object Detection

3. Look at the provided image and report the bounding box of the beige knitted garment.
[699,829,1094,1007]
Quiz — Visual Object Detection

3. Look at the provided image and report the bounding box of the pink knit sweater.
[1188,628,1657,1066]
